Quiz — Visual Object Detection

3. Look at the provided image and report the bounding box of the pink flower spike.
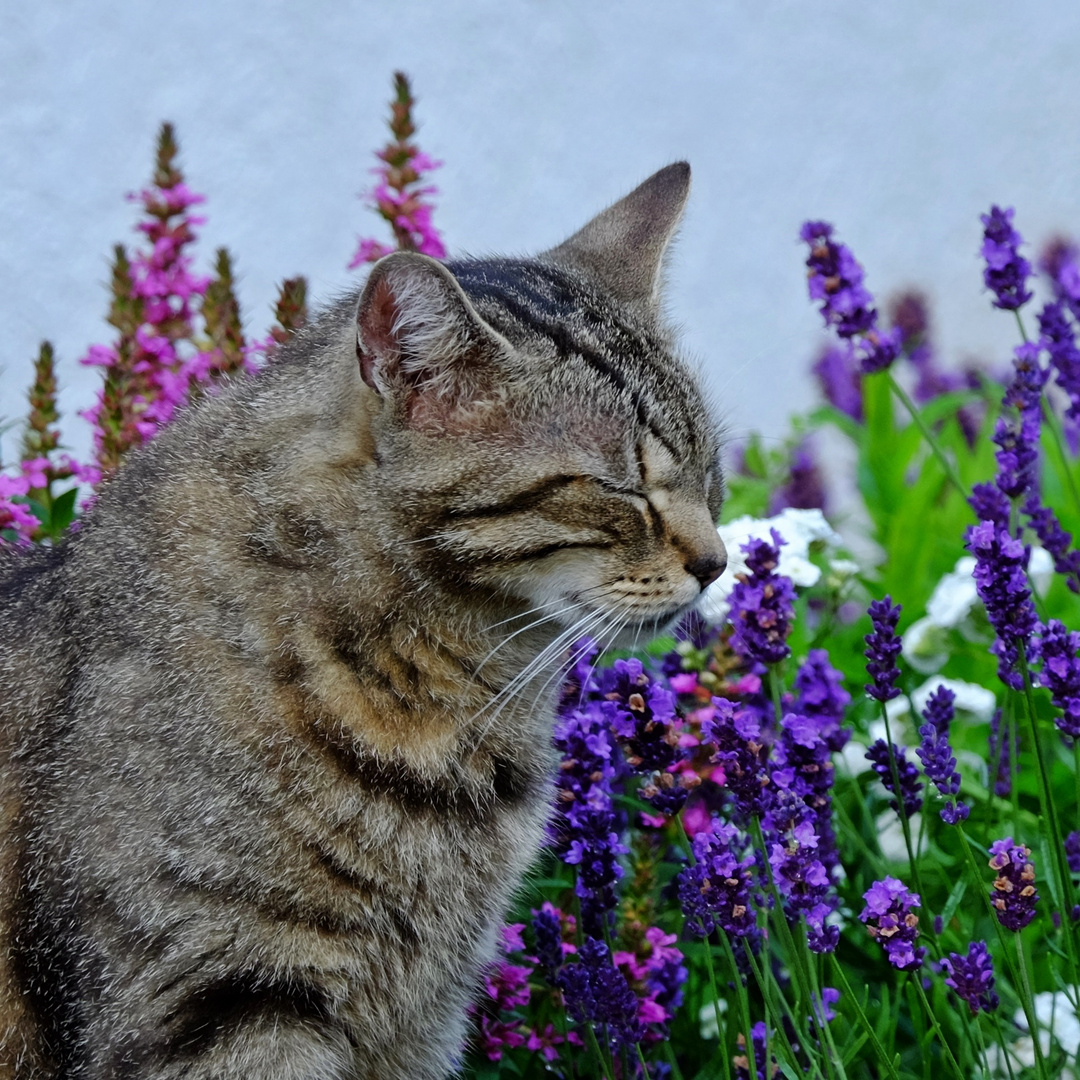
[0,497,40,544]
[500,923,526,953]
[20,458,50,489]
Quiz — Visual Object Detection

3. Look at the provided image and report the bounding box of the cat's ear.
[356,252,503,413]
[543,162,691,310]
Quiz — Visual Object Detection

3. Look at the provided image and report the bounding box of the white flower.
[886,677,998,725]
[925,556,978,628]
[901,617,950,674]
[986,991,1080,1076]
[1029,546,1055,597]
[914,677,997,723]
[698,998,728,1041]
[699,508,843,623]
[874,810,924,862]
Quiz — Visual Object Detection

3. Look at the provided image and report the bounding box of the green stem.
[717,933,756,1080]
[886,371,967,497]
[583,1022,615,1080]
[699,932,731,1080]
[829,956,901,1080]
[635,1043,650,1077]
[1017,652,1080,990]
[741,937,812,1078]
[1014,934,1051,1080]
[878,701,931,917]
[992,1011,1018,1080]
[676,816,732,1080]
[802,930,847,1080]
[661,1041,685,1080]
[912,977,965,1080]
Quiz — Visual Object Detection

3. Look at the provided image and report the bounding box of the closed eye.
[593,477,645,499]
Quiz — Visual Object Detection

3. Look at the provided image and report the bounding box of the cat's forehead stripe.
[450,260,697,459]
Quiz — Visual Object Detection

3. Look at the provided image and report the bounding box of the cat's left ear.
[542,161,691,311]
[356,252,505,417]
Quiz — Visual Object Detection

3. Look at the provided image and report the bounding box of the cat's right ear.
[543,162,691,311]
[356,253,503,417]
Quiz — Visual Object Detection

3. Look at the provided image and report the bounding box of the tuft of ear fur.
[543,162,691,310]
[356,253,504,408]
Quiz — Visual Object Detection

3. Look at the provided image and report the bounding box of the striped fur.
[0,163,726,1078]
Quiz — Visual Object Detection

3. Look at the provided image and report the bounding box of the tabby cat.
[0,162,727,1078]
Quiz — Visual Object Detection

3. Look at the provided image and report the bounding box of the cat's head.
[355,163,726,646]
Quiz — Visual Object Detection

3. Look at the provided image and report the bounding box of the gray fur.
[0,164,726,1079]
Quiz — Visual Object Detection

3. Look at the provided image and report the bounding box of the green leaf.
[938,875,968,932]
[49,487,78,534]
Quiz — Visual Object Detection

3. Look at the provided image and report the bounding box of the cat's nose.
[685,547,727,590]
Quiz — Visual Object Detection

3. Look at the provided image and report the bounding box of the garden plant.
[3,75,1080,1079]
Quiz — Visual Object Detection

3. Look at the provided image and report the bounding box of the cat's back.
[0,541,78,1075]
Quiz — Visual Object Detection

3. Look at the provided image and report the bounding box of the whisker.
[469,607,609,743]
[472,599,585,676]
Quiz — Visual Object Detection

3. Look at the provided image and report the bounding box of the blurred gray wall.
[4,1,1080,464]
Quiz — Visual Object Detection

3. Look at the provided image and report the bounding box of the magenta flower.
[348,73,446,269]
[0,472,40,545]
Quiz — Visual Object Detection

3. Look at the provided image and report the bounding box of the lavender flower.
[677,820,757,938]
[702,698,774,822]
[812,344,863,422]
[1040,235,1080,317]
[727,529,795,666]
[1066,831,1080,874]
[942,941,999,1015]
[531,902,565,980]
[551,704,627,935]
[1036,619,1080,740]
[988,343,1046,507]
[1024,495,1080,593]
[866,740,923,818]
[772,709,842,886]
[980,206,1033,311]
[915,685,969,824]
[733,1022,771,1080]
[859,877,925,970]
[1039,299,1080,423]
[988,838,1039,931]
[865,596,903,702]
[767,814,838,952]
[812,987,841,1026]
[966,521,1040,691]
[800,221,901,372]
[558,937,644,1050]
[988,709,1013,798]
[793,649,852,752]
[769,440,828,515]
[969,482,1011,533]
